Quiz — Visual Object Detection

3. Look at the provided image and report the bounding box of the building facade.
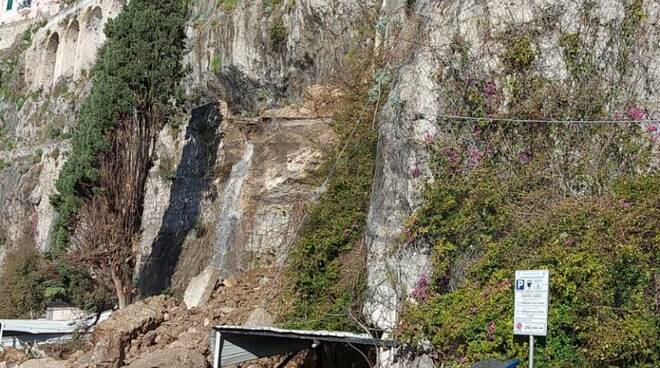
[0,0,61,25]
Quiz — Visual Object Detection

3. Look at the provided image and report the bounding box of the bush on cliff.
[0,247,110,318]
[50,0,187,253]
[284,30,379,331]
[396,3,658,364]
[398,152,658,366]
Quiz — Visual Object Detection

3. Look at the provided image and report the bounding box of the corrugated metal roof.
[1,333,73,349]
[213,326,397,367]
[0,319,80,334]
[214,325,397,347]
[0,311,112,335]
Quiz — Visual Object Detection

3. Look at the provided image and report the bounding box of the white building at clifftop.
[0,0,61,25]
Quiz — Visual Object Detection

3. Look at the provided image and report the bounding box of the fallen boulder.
[75,296,173,368]
[245,307,274,327]
[184,266,219,309]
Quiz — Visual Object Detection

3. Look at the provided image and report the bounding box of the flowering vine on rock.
[422,131,435,145]
[626,106,647,121]
[486,320,496,341]
[646,123,658,142]
[411,273,429,302]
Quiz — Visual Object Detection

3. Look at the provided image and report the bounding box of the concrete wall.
[47,307,85,321]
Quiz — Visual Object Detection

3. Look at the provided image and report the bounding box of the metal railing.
[17,0,32,11]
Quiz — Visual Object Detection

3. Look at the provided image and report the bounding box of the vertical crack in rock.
[138,103,221,297]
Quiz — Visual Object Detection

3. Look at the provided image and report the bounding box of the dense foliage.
[399,141,658,366]
[50,0,188,253]
[396,1,658,366]
[284,40,378,331]
[285,97,377,331]
[0,247,110,318]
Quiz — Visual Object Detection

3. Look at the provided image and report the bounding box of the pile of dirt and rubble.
[3,267,300,368]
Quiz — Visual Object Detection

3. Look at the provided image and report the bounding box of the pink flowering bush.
[410,273,429,302]
[626,106,647,121]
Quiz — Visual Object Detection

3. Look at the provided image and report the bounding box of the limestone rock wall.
[2,0,657,345]
[134,0,371,295]
[135,97,335,297]
[0,0,123,262]
[365,0,660,333]
[183,0,369,113]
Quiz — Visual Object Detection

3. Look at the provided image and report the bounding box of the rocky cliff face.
[0,0,122,267]
[134,0,367,296]
[1,0,659,349]
[366,0,660,334]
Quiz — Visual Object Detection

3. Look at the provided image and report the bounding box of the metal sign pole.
[529,335,534,368]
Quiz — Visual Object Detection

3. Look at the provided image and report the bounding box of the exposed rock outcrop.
[74,296,174,368]
[0,0,122,262]
[365,0,660,334]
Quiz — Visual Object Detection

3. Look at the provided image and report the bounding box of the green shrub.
[50,0,188,253]
[0,247,111,318]
[0,127,17,151]
[218,0,238,11]
[500,33,536,73]
[270,17,287,52]
[263,0,282,11]
[0,226,6,246]
[211,55,222,74]
[0,247,45,318]
[398,136,658,366]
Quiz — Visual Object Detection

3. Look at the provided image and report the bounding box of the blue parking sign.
[516,279,525,290]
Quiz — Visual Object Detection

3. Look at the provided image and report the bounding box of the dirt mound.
[10,267,285,368]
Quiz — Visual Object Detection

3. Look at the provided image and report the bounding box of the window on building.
[7,0,14,11]
[18,0,32,10]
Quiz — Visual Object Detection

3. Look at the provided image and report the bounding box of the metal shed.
[212,325,397,368]
[0,311,111,349]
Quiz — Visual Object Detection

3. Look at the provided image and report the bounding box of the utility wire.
[435,114,659,124]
